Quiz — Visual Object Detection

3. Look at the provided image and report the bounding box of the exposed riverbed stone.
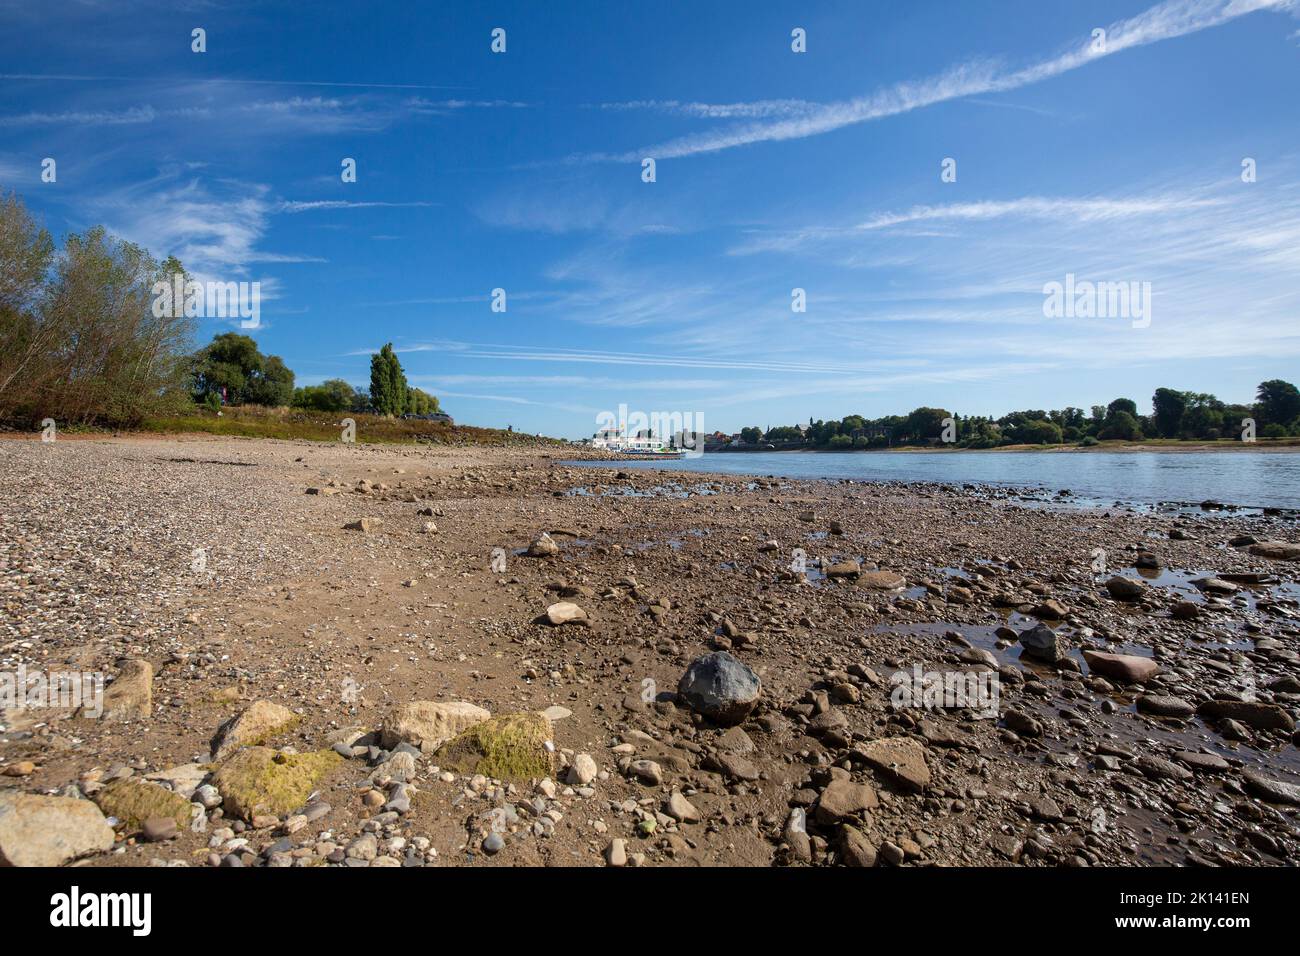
[0,791,115,866]
[1018,623,1065,663]
[97,658,153,720]
[527,532,559,557]
[1105,577,1147,601]
[826,560,861,579]
[815,777,878,824]
[434,712,554,779]
[1248,540,1300,561]
[545,602,589,626]
[677,651,761,726]
[211,747,343,822]
[1137,695,1196,719]
[379,700,491,752]
[1243,770,1300,805]
[211,699,297,761]
[855,737,931,793]
[93,778,192,831]
[859,569,906,590]
[1197,699,1295,732]
[1082,650,1159,683]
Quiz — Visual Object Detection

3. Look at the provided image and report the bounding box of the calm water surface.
[565,451,1300,510]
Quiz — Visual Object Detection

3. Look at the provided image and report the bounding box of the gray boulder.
[677,652,761,726]
[1018,623,1064,663]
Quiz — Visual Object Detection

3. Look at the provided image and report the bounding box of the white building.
[592,425,666,452]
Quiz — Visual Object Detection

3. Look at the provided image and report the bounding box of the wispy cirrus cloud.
[732,194,1227,254]
[0,105,169,126]
[0,73,467,92]
[855,196,1224,230]
[0,85,510,136]
[405,97,529,113]
[594,98,821,119]
[278,199,438,213]
[579,0,1296,163]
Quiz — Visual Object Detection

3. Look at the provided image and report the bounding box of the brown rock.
[1248,540,1300,561]
[544,601,589,626]
[210,699,297,761]
[859,570,906,590]
[0,791,115,866]
[1197,699,1294,732]
[826,560,861,579]
[815,778,878,824]
[1082,650,1159,683]
[379,700,492,752]
[1242,770,1300,805]
[1105,576,1147,601]
[839,825,877,867]
[1136,695,1195,719]
[855,737,931,793]
[97,659,153,721]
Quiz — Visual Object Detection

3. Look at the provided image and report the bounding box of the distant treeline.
[190,334,438,417]
[0,190,438,427]
[739,383,1300,449]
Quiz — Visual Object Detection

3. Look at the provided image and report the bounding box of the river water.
[565,450,1300,510]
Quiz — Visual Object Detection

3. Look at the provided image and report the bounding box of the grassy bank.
[0,404,565,447]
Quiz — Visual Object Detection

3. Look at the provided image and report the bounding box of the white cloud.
[582,0,1293,162]
[0,105,162,126]
[278,200,437,213]
[595,99,821,119]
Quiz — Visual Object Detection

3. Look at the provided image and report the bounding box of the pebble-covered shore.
[1,436,1298,867]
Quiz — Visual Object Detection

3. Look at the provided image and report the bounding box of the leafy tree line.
[737,381,1300,450]
[0,192,196,426]
[0,190,441,425]
[189,335,439,416]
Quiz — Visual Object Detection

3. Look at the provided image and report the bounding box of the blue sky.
[2,0,1299,438]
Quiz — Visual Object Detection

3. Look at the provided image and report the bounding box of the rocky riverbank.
[1,436,1298,867]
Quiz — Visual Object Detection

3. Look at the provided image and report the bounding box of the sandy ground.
[2,435,1298,868]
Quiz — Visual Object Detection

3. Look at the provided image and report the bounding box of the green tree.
[294,378,355,412]
[905,407,952,441]
[0,191,57,406]
[190,333,294,407]
[405,386,440,416]
[1015,419,1063,444]
[1107,397,1138,418]
[369,343,407,416]
[1099,409,1142,440]
[740,426,762,444]
[1180,402,1223,439]
[765,425,803,442]
[245,354,295,407]
[1151,388,1188,438]
[1256,379,1300,428]
[32,227,195,425]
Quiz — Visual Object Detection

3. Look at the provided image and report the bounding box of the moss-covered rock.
[211,747,342,821]
[434,712,554,780]
[93,778,192,831]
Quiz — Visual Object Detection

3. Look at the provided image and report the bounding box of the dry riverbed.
[1,436,1298,868]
